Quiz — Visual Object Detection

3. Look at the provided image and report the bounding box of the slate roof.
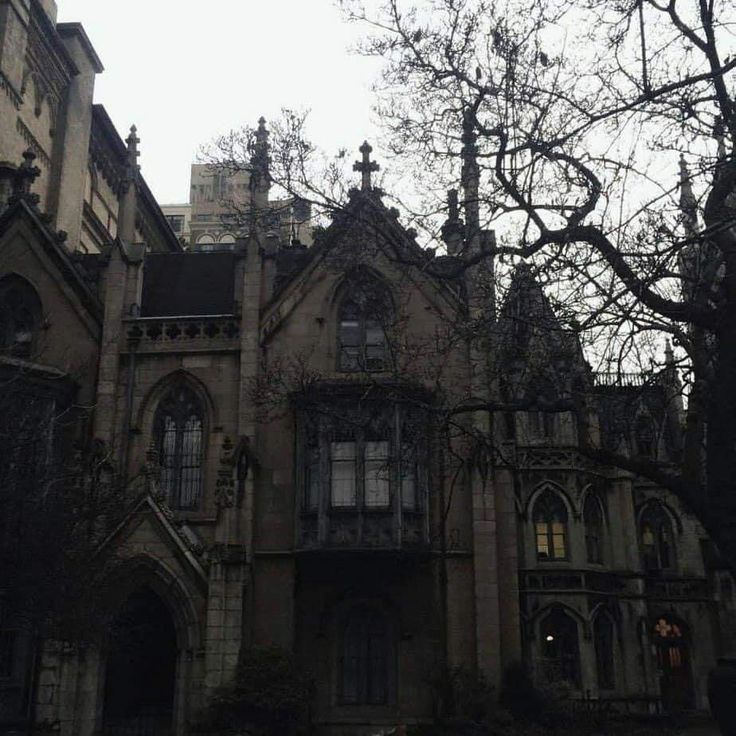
[140,252,237,317]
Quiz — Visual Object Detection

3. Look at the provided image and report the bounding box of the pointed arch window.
[533,491,568,561]
[640,503,675,572]
[540,608,580,687]
[634,415,656,458]
[337,277,391,372]
[584,494,605,565]
[594,612,616,690]
[528,376,557,440]
[154,385,204,510]
[340,608,390,705]
[0,275,42,358]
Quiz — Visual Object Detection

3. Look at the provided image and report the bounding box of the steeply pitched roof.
[140,252,237,317]
[0,198,103,325]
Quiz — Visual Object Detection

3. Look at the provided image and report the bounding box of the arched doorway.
[652,615,694,711]
[103,587,178,735]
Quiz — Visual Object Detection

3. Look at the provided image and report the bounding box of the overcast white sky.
[56,1,383,205]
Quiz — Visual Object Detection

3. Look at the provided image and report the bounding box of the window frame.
[533,490,570,562]
[639,503,676,573]
[583,494,606,565]
[634,414,657,458]
[336,278,392,373]
[300,403,425,515]
[153,385,205,511]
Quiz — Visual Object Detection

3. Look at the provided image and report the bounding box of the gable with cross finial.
[353,141,380,191]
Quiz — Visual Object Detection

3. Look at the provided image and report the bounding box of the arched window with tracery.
[0,275,42,358]
[593,612,616,690]
[640,503,675,572]
[634,415,656,458]
[533,490,569,561]
[540,608,580,687]
[584,494,605,565]
[340,608,390,705]
[154,385,204,510]
[337,276,391,372]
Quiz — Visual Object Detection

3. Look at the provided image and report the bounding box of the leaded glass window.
[635,415,656,457]
[640,503,675,572]
[331,440,357,507]
[337,278,391,372]
[584,494,605,565]
[364,440,390,507]
[533,491,569,561]
[303,404,424,513]
[154,386,204,510]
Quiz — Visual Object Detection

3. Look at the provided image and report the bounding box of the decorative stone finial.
[441,188,465,255]
[9,149,41,207]
[678,154,698,233]
[714,117,727,165]
[448,188,459,221]
[248,116,271,194]
[665,339,674,365]
[353,140,380,191]
[126,125,140,166]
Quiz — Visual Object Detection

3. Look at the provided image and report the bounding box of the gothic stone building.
[1,2,735,735]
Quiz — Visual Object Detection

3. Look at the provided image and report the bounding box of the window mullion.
[173,417,184,507]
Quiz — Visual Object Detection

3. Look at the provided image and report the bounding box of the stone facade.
[0,3,734,736]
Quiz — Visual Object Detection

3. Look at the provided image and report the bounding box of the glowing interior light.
[546,635,555,642]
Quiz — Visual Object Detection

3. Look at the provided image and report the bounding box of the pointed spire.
[250,117,270,176]
[118,125,140,243]
[678,154,698,236]
[441,188,464,256]
[353,141,380,191]
[461,108,480,244]
[248,116,271,207]
[125,125,140,172]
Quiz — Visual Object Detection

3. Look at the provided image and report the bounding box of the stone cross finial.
[353,140,380,191]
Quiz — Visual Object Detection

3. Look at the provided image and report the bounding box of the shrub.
[198,647,312,736]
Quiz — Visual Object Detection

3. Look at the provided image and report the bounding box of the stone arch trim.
[580,485,608,524]
[134,368,218,439]
[328,265,396,310]
[636,497,683,535]
[99,554,203,653]
[589,601,622,628]
[531,601,589,641]
[525,480,576,519]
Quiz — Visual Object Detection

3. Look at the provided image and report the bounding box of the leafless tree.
[205,0,736,565]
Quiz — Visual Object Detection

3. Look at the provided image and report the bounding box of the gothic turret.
[118,125,140,244]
